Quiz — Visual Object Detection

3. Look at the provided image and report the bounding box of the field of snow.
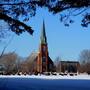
[0,74,90,80]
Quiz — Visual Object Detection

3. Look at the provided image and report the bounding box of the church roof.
[27,52,53,64]
[27,52,38,61]
[40,20,47,44]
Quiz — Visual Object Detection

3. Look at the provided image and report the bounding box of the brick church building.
[29,21,54,73]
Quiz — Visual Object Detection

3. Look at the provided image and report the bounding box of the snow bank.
[0,74,90,80]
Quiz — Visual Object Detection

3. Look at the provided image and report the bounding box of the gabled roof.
[27,52,38,62]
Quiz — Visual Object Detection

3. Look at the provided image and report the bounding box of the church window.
[42,57,46,62]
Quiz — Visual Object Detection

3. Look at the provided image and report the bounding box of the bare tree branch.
[0,35,14,58]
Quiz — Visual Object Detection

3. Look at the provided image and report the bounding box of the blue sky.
[0,8,90,61]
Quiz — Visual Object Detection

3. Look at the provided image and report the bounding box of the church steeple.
[40,20,47,44]
[37,20,54,73]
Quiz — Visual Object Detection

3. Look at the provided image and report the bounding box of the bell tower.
[37,21,49,73]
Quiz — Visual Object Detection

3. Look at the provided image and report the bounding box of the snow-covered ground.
[0,74,90,80]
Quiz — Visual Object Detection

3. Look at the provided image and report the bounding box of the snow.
[0,74,90,80]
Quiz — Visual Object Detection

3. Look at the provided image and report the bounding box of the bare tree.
[0,35,14,58]
[54,56,62,73]
[79,49,90,73]
[25,53,37,74]
[19,60,30,74]
[0,52,19,74]
[19,53,37,74]
[79,49,90,64]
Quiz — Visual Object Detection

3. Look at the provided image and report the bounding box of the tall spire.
[40,20,47,44]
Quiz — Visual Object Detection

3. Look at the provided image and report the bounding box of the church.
[28,21,79,74]
[29,21,54,74]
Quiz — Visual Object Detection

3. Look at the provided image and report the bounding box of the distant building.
[59,61,80,73]
[29,21,54,73]
[0,64,6,74]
